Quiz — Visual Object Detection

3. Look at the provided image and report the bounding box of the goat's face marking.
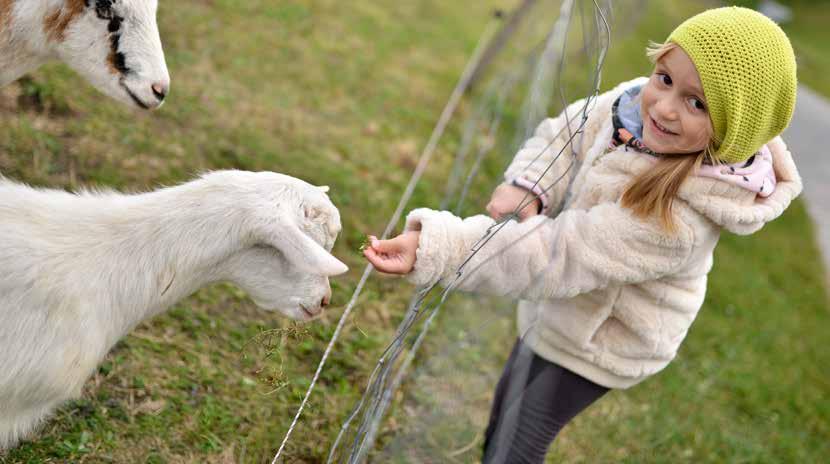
[50,0,170,110]
[43,0,86,42]
[1,0,14,32]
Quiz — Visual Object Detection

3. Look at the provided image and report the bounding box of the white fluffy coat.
[404,78,803,388]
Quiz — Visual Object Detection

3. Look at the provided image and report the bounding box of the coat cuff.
[507,177,549,213]
[403,208,459,287]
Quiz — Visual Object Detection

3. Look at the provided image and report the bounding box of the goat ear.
[316,185,330,193]
[273,219,348,277]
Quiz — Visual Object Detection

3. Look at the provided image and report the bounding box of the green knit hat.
[667,6,797,164]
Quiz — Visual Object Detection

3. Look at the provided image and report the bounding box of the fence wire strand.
[269,17,502,464]
[271,0,614,461]
[325,1,612,462]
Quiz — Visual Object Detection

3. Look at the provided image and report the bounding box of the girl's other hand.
[363,231,420,275]
[486,183,541,221]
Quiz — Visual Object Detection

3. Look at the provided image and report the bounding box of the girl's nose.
[654,97,678,120]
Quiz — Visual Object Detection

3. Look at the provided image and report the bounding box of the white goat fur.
[0,170,348,449]
[0,0,350,450]
[1,0,170,109]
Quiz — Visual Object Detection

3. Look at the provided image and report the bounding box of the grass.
[780,1,830,98]
[732,0,830,98]
[1,0,828,463]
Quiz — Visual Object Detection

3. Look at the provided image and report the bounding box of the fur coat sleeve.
[503,78,649,213]
[403,201,695,300]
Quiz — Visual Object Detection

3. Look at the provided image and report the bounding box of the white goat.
[0,0,351,450]
[0,170,349,449]
[1,0,170,109]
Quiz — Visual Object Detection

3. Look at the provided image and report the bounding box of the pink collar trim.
[696,145,776,197]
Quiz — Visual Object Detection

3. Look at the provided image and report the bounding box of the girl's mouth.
[649,115,678,136]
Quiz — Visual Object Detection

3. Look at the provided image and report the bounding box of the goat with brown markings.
[1,0,169,109]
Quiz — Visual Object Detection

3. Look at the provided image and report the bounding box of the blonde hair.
[621,41,719,233]
[645,41,676,62]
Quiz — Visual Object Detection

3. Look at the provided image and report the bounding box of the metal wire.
[269,17,502,464]
[327,1,612,461]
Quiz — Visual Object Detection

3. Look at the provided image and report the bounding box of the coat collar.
[597,136,802,235]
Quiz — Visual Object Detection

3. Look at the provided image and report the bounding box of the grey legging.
[482,339,609,463]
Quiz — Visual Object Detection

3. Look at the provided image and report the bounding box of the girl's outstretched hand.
[363,231,420,275]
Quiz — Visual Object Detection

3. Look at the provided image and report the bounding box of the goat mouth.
[299,304,316,319]
[119,80,151,110]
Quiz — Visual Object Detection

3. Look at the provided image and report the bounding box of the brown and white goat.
[1,0,169,109]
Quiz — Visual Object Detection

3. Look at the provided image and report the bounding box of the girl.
[364,7,801,463]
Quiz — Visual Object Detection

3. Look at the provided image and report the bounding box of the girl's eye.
[657,73,672,86]
[689,97,706,111]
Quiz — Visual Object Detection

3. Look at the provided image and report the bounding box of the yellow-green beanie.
[667,6,797,164]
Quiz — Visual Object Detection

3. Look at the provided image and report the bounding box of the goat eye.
[94,0,115,19]
[107,16,122,32]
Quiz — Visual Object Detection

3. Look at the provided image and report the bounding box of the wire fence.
[274,1,615,461]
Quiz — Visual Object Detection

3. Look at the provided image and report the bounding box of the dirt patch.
[0,76,76,116]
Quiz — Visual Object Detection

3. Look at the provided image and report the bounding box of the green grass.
[697,0,830,98]
[1,0,828,463]
[780,1,830,98]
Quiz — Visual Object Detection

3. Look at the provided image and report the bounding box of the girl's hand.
[486,183,541,221]
[363,231,420,275]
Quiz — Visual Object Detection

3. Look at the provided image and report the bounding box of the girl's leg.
[482,339,609,464]
[482,340,524,453]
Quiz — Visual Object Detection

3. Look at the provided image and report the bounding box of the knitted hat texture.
[667,7,797,164]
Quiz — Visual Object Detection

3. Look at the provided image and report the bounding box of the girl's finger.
[364,246,402,273]
[369,236,394,253]
[363,247,383,268]
[362,245,374,258]
[372,235,407,254]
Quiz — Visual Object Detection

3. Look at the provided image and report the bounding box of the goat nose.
[151,82,168,101]
[321,293,331,307]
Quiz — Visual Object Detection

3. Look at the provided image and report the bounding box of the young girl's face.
[640,46,713,155]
